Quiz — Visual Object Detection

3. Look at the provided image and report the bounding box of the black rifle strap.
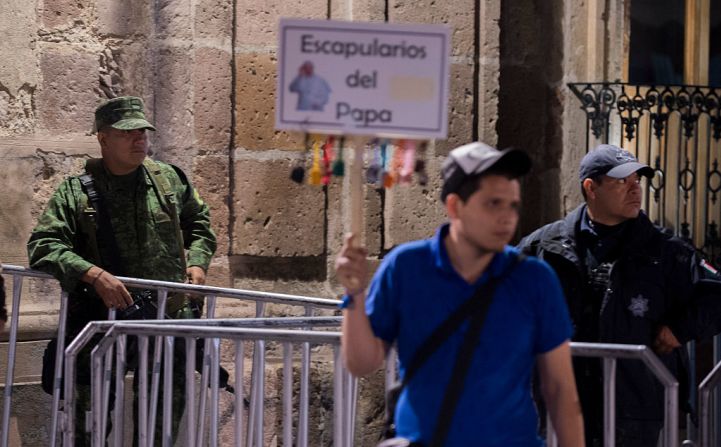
[79,161,125,276]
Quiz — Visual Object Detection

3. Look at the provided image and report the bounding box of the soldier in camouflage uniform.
[27,96,217,445]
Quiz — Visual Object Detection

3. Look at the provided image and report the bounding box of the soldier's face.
[98,128,149,175]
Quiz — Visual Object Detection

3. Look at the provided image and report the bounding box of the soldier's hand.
[653,325,682,355]
[84,267,133,310]
[186,266,206,285]
[335,233,369,296]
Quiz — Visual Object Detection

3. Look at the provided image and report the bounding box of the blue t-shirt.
[366,224,573,446]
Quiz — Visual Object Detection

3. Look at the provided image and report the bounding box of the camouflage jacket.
[27,159,217,294]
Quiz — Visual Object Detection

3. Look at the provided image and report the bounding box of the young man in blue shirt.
[336,142,584,446]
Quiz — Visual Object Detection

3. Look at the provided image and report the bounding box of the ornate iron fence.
[569,83,721,444]
[569,82,721,266]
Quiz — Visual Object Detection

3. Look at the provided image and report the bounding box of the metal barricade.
[0,264,341,447]
[384,342,678,447]
[64,319,352,447]
[698,359,721,446]
[547,343,679,447]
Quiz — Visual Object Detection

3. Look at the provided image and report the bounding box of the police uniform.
[520,205,721,447]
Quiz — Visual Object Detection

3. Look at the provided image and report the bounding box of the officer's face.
[447,175,521,254]
[98,128,149,175]
[587,171,643,224]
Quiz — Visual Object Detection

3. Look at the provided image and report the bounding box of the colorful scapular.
[308,137,323,186]
[292,134,429,189]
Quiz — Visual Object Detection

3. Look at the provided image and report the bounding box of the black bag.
[41,337,59,396]
[381,254,524,446]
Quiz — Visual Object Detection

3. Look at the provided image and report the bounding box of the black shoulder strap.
[80,159,125,276]
[400,253,526,388]
[428,253,526,447]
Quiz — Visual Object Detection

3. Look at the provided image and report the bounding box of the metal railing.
[547,343,679,447]
[386,343,679,447]
[698,360,721,446]
[0,264,341,447]
[64,319,352,447]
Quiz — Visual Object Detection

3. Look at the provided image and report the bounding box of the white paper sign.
[275,18,450,139]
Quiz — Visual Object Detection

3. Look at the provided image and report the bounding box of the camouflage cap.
[94,96,156,132]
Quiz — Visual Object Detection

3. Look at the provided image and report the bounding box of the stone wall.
[497,0,629,237]
[0,0,634,442]
[0,0,507,443]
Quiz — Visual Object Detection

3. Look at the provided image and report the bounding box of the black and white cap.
[579,144,654,181]
[440,142,531,202]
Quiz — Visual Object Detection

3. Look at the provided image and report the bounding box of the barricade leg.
[603,358,617,447]
[333,346,344,447]
[210,336,220,447]
[234,340,245,447]
[185,337,196,447]
[283,342,293,446]
[197,295,217,446]
[138,336,150,447]
[112,334,127,447]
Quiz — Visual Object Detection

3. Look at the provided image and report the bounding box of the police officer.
[27,96,217,445]
[519,144,721,447]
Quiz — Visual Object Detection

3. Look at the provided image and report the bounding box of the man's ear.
[97,131,106,148]
[582,178,596,200]
[445,194,461,220]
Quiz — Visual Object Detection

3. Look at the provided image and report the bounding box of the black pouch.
[41,338,59,396]
[117,290,162,320]
[41,335,96,397]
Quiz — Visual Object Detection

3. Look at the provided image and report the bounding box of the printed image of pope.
[289,61,332,111]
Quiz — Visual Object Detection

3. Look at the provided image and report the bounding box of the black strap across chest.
[396,253,525,447]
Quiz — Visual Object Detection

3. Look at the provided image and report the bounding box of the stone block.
[96,0,152,37]
[37,48,98,133]
[153,46,194,151]
[0,384,52,446]
[234,53,304,151]
[0,0,38,96]
[389,0,475,58]
[330,0,386,21]
[0,340,45,383]
[193,154,231,254]
[41,0,90,29]
[98,44,155,100]
[235,0,327,47]
[206,255,232,288]
[231,156,325,256]
[195,0,232,41]
[0,89,36,137]
[0,158,38,266]
[477,0,501,146]
[193,47,232,152]
[437,62,474,156]
[383,154,446,249]
[154,0,193,41]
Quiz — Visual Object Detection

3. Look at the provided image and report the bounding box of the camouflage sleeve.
[169,165,217,272]
[26,179,94,291]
